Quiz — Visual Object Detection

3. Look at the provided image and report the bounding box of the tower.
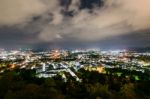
[42,63,46,72]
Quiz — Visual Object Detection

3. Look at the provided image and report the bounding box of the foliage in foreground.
[0,69,150,99]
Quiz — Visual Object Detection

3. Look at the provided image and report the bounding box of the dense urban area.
[0,49,150,99]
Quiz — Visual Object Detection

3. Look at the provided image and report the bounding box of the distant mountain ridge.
[128,47,150,52]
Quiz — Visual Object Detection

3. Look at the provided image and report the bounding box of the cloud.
[0,0,45,26]
[0,0,150,44]
[37,0,150,42]
[0,0,60,26]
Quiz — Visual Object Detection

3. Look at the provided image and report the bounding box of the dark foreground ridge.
[0,68,150,99]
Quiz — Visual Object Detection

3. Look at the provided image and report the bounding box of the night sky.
[0,0,150,50]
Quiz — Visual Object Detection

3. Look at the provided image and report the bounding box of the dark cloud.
[80,0,103,9]
[0,0,150,49]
